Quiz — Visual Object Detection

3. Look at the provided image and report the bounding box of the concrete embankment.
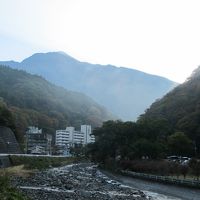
[0,155,11,168]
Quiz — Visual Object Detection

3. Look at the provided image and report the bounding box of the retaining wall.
[0,156,11,168]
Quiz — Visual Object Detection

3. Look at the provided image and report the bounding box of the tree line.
[88,120,196,164]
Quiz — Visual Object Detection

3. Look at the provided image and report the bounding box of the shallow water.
[105,172,200,200]
[143,191,181,200]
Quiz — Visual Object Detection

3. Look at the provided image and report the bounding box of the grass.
[0,165,34,177]
[0,165,33,200]
[0,175,29,200]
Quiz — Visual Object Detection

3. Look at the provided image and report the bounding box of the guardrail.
[121,170,200,189]
[0,153,70,158]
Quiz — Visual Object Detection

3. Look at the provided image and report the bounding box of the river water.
[104,172,200,200]
[143,191,181,200]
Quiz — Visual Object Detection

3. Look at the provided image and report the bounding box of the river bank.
[11,163,149,200]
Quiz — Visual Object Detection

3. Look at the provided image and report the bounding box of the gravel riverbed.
[11,163,149,200]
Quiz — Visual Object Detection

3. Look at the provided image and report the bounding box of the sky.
[1,0,200,83]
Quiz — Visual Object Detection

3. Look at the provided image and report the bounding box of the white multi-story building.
[55,125,95,147]
[81,125,95,144]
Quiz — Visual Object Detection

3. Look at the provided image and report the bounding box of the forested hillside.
[139,66,200,154]
[0,66,113,142]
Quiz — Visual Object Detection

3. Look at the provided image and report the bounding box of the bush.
[0,175,28,200]
[119,159,185,177]
[189,158,200,180]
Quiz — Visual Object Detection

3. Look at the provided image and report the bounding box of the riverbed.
[11,163,148,200]
[11,163,200,200]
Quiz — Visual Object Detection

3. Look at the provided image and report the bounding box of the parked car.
[167,155,179,162]
[180,156,191,165]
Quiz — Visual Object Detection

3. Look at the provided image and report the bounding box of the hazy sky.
[1,0,200,83]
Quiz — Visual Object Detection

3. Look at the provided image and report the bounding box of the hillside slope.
[140,66,200,153]
[0,52,177,120]
[0,66,113,141]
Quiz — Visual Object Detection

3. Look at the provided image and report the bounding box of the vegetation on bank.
[120,159,200,180]
[9,155,78,170]
[0,156,80,199]
[0,164,33,200]
[0,174,28,200]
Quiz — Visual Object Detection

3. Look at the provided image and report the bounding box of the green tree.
[91,120,121,163]
[88,120,168,163]
[89,120,138,163]
[168,132,193,156]
[132,139,166,159]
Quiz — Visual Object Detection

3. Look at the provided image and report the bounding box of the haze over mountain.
[0,52,177,120]
[0,66,113,141]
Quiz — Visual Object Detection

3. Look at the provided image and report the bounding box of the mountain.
[0,52,177,120]
[139,66,200,154]
[0,66,113,141]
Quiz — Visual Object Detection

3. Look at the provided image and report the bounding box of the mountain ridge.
[0,51,177,120]
[13,51,177,82]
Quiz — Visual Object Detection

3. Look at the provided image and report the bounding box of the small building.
[26,126,52,155]
[30,145,45,154]
[81,125,95,144]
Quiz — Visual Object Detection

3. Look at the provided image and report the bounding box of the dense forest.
[0,66,113,142]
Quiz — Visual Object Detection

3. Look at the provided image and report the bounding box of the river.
[103,171,200,200]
